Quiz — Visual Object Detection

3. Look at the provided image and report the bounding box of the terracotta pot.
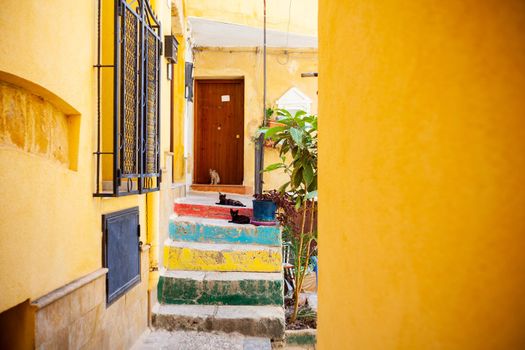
[268,120,285,128]
[264,139,276,148]
[264,120,285,147]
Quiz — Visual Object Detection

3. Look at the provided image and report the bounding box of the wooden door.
[194,79,244,185]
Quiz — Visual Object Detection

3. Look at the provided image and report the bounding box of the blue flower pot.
[252,199,277,222]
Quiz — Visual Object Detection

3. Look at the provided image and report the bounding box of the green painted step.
[158,270,283,306]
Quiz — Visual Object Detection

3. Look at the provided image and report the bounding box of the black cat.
[229,209,251,224]
[216,193,246,207]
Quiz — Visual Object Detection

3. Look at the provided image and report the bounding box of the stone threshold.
[31,268,108,309]
[191,184,252,195]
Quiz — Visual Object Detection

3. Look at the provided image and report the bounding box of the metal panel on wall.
[102,207,141,305]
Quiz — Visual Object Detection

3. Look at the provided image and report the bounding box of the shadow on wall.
[0,299,35,349]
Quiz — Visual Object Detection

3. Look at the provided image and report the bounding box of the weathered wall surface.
[193,48,318,191]
[0,82,72,167]
[318,1,525,349]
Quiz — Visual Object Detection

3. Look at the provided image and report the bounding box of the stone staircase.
[152,193,285,340]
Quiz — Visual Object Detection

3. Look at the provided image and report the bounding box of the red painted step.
[174,202,253,220]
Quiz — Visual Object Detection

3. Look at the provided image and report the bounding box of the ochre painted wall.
[0,0,175,314]
[186,0,317,36]
[193,48,318,191]
[172,34,187,182]
[318,1,525,349]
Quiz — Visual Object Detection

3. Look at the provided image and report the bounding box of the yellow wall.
[0,0,175,314]
[193,48,318,191]
[172,34,187,182]
[318,1,525,349]
[186,0,317,36]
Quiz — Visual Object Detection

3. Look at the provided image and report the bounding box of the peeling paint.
[0,81,69,166]
[169,219,281,246]
[164,245,282,272]
[158,275,283,305]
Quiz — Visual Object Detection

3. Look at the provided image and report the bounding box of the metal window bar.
[94,0,161,197]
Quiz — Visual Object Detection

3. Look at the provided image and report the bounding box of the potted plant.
[266,107,286,128]
[263,107,286,147]
[257,109,318,323]
[252,193,278,223]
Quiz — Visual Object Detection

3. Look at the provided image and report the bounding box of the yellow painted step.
[164,240,282,272]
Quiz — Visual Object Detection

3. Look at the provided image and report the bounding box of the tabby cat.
[209,169,220,185]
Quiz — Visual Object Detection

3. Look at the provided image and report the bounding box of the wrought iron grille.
[94,0,161,197]
[144,28,159,177]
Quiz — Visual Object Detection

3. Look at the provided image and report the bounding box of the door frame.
[193,78,245,185]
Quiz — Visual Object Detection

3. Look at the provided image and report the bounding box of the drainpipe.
[146,192,159,295]
[254,0,267,195]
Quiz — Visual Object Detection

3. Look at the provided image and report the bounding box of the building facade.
[0,0,187,348]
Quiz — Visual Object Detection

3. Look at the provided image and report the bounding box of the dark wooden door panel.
[194,80,244,185]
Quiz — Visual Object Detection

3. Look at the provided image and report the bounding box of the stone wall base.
[30,248,150,349]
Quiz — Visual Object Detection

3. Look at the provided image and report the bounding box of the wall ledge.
[31,268,108,309]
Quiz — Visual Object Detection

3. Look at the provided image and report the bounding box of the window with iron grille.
[94,0,162,197]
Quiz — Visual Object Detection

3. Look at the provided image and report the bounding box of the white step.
[175,191,253,208]
[164,239,282,253]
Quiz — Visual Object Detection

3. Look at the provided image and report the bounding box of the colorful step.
[163,240,282,272]
[174,202,253,220]
[152,304,285,340]
[157,270,283,306]
[169,216,281,246]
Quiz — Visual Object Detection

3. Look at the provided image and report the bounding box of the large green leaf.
[290,128,304,147]
[294,110,307,118]
[292,166,303,188]
[291,146,298,158]
[307,176,318,192]
[295,196,302,209]
[277,109,292,118]
[303,162,314,186]
[280,143,290,156]
[263,162,285,172]
[264,126,287,139]
[278,181,290,193]
[302,115,315,123]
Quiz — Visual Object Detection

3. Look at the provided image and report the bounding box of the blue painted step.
[169,216,281,246]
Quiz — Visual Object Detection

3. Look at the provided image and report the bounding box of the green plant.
[258,109,317,202]
[257,109,318,323]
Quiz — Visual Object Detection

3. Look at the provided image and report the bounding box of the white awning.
[188,17,318,49]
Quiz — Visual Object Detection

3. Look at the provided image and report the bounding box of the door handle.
[236,134,240,139]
